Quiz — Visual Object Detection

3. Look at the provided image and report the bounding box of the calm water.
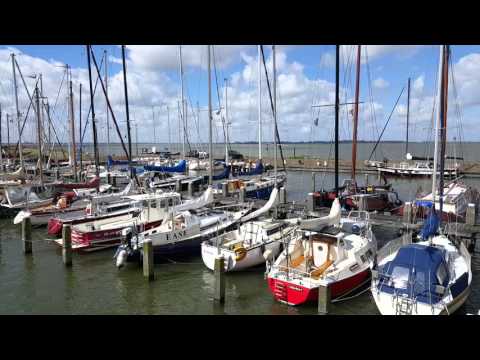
[82,141,476,162]
[1,170,479,315]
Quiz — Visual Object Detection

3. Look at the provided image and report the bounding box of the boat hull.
[268,268,370,306]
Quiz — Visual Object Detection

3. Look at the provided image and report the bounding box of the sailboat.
[313,45,402,212]
[266,46,377,305]
[371,46,472,315]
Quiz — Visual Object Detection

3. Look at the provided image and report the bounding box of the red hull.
[69,220,163,251]
[268,269,370,306]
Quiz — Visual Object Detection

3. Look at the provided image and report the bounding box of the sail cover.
[172,186,214,212]
[144,160,187,173]
[298,198,341,230]
[419,211,440,240]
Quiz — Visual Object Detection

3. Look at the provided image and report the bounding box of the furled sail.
[298,198,341,230]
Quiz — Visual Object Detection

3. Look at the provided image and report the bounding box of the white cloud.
[373,77,389,89]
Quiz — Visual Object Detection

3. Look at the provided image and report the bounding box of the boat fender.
[351,224,361,234]
[235,247,247,261]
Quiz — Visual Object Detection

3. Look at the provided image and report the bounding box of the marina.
[1,44,480,315]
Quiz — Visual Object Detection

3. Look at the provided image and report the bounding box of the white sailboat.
[371,45,472,315]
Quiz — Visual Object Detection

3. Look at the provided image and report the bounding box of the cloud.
[373,77,389,89]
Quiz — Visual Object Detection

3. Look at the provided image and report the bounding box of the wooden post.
[311,172,316,193]
[466,203,476,226]
[214,255,225,303]
[175,179,181,193]
[143,238,154,281]
[222,182,228,198]
[307,192,315,212]
[62,224,72,266]
[107,172,112,185]
[112,175,117,188]
[403,201,412,224]
[239,187,246,203]
[318,284,331,314]
[279,187,287,204]
[22,217,32,254]
[187,181,193,198]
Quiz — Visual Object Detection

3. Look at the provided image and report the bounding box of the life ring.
[234,247,247,261]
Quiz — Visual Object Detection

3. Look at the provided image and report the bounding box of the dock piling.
[307,193,315,212]
[214,255,225,303]
[62,224,72,266]
[317,284,331,314]
[403,202,412,224]
[175,180,181,193]
[279,187,287,204]
[466,203,476,226]
[22,217,32,255]
[187,182,193,198]
[143,238,155,281]
[222,183,228,198]
[311,172,316,192]
[239,187,246,203]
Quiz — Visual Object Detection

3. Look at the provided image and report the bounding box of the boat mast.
[105,50,110,157]
[208,45,213,185]
[86,45,100,178]
[272,45,278,185]
[35,85,43,185]
[258,45,262,160]
[335,45,340,196]
[351,45,361,186]
[0,104,2,168]
[432,45,444,224]
[439,45,450,220]
[69,68,78,181]
[11,53,24,170]
[79,83,83,174]
[121,45,133,179]
[179,45,186,159]
[152,106,156,146]
[406,77,411,156]
[167,105,171,152]
[224,77,229,166]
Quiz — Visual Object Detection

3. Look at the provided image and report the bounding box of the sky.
[0,45,480,148]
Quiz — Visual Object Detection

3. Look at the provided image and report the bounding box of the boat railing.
[376,236,406,264]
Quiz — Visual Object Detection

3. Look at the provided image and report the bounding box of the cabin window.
[168,198,174,207]
[436,263,448,285]
[160,200,166,208]
[151,200,157,209]
[390,266,410,289]
[143,200,148,208]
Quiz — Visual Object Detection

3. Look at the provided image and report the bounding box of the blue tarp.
[415,200,433,208]
[379,244,449,304]
[144,160,187,173]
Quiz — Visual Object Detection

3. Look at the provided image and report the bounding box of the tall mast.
[7,114,10,150]
[121,45,133,179]
[351,45,361,184]
[208,45,213,185]
[258,45,262,160]
[79,83,83,173]
[69,71,78,181]
[35,86,43,185]
[431,45,444,218]
[105,49,110,157]
[0,104,2,168]
[167,105,171,151]
[86,45,100,178]
[179,45,186,158]
[224,77,229,166]
[439,45,450,220]
[11,53,24,170]
[406,77,411,155]
[335,45,340,196]
[272,45,278,184]
[152,106,156,145]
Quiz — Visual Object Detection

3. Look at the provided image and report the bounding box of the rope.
[330,277,371,303]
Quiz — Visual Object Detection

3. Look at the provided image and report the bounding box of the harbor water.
[1,170,479,314]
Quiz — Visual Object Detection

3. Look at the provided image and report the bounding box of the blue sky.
[1,45,480,145]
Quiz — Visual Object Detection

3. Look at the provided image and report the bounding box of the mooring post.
[466,203,476,226]
[307,192,315,212]
[22,217,32,255]
[318,284,331,314]
[62,224,72,267]
[175,179,181,193]
[107,172,112,185]
[214,255,225,303]
[311,172,316,193]
[365,174,369,187]
[279,187,287,204]
[112,175,117,188]
[239,187,246,203]
[403,201,412,224]
[187,181,193,198]
[143,238,155,281]
[222,182,228,198]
